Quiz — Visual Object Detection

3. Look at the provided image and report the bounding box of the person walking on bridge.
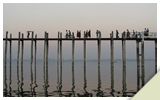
[116,30,119,38]
[127,29,130,38]
[96,30,99,38]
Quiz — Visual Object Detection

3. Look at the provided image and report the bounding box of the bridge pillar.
[122,31,126,96]
[136,40,140,91]
[60,32,62,71]
[110,31,114,67]
[141,37,145,87]
[84,31,86,68]
[155,40,157,73]
[4,31,8,96]
[21,33,24,90]
[57,32,60,83]
[72,32,75,68]
[98,31,101,68]
[72,32,75,95]
[122,32,126,67]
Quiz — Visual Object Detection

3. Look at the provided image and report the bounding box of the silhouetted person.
[127,29,130,38]
[116,30,119,38]
[96,30,99,38]
[27,32,30,38]
[132,30,135,38]
[135,31,138,38]
[68,30,71,38]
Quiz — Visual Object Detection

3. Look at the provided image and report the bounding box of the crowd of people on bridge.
[63,28,149,39]
[117,28,149,38]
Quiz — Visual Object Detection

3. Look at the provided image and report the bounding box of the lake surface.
[3,60,155,97]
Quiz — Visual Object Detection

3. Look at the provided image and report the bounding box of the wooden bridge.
[3,31,157,97]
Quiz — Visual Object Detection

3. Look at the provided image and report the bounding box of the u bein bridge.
[3,30,157,97]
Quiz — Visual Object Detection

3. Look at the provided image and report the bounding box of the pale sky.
[3,3,157,60]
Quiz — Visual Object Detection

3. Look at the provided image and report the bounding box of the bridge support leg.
[46,32,49,90]
[72,32,75,96]
[72,32,75,69]
[136,40,140,91]
[98,31,101,68]
[20,33,24,93]
[141,40,145,87]
[84,31,86,70]
[110,31,115,96]
[110,31,114,67]
[60,32,62,85]
[122,33,126,67]
[4,31,8,96]
[57,32,60,83]
[9,33,12,96]
[43,32,46,88]
[155,40,157,73]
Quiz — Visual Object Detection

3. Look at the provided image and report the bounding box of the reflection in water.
[78,62,92,97]
[122,66,127,97]
[110,65,115,97]
[4,60,148,97]
[137,63,140,91]
[97,63,104,97]
[141,65,145,87]
[71,63,75,97]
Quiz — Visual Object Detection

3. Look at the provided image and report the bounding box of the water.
[3,60,155,97]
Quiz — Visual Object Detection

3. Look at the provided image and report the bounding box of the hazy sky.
[3,3,157,60]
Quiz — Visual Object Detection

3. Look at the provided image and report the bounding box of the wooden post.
[83,31,87,94]
[43,32,46,86]
[57,32,60,83]
[72,32,75,69]
[30,31,34,96]
[122,32,126,67]
[136,40,140,91]
[155,40,157,74]
[33,34,37,97]
[98,31,101,68]
[20,33,24,95]
[110,31,114,96]
[34,34,37,83]
[60,32,62,85]
[44,32,49,97]
[72,32,75,96]
[16,32,21,97]
[122,32,126,96]
[46,32,49,88]
[4,31,8,96]
[141,37,145,87]
[9,33,12,96]
[110,31,114,67]
[84,31,86,69]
